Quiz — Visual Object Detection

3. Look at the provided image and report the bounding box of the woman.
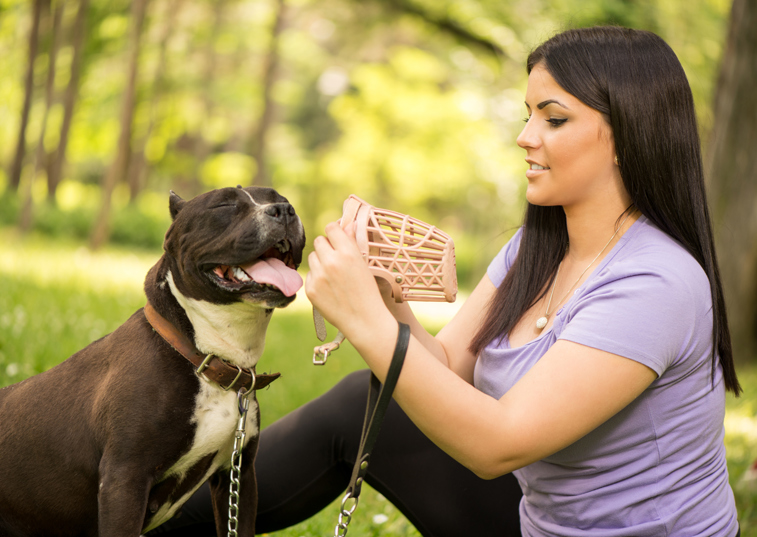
[151,25,741,536]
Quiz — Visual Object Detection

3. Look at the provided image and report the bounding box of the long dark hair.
[470,26,741,395]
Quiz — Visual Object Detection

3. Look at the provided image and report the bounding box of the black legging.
[147,369,523,536]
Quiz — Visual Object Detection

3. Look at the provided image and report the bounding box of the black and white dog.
[0,186,306,537]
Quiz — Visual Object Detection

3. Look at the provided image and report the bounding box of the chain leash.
[228,387,251,537]
[334,493,359,536]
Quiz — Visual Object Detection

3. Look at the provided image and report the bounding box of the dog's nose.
[265,203,295,220]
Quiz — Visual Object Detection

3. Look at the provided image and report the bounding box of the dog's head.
[162,186,306,309]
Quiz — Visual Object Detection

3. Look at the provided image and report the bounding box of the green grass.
[1,227,755,536]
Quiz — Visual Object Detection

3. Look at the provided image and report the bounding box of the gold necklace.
[535,212,632,330]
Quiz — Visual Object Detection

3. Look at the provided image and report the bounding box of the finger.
[344,221,358,240]
[311,234,334,255]
[307,250,322,273]
[305,252,324,299]
[324,222,361,256]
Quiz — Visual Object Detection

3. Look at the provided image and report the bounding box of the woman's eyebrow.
[524,99,570,110]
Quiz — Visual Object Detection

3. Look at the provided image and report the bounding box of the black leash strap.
[334,322,411,537]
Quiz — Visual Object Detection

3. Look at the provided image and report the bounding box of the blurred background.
[2,0,751,285]
[0,0,755,534]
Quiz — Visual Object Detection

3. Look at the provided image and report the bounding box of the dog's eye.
[210,203,238,210]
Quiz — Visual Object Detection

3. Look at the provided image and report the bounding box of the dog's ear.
[169,191,186,221]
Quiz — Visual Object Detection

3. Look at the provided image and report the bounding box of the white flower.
[372,514,389,525]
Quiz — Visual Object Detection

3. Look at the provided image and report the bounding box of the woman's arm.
[377,272,496,383]
[307,223,656,479]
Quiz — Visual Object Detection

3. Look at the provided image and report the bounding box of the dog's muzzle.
[312,196,457,365]
[340,195,457,303]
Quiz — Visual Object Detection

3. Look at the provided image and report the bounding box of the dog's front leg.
[97,460,152,537]
[209,435,260,537]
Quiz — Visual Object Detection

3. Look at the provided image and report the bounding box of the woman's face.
[516,63,618,211]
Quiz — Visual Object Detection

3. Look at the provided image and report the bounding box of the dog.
[0,186,306,537]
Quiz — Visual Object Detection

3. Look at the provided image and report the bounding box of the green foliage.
[0,180,170,249]
[110,202,170,249]
[726,366,757,534]
[0,0,732,288]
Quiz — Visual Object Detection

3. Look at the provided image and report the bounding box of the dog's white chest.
[143,384,259,531]
[190,383,259,460]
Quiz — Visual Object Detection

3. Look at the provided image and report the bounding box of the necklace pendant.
[536,316,548,330]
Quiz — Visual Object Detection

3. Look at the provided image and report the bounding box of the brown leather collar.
[144,302,280,392]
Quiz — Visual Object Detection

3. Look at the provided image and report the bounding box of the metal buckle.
[313,340,341,366]
[194,354,215,383]
[313,347,331,366]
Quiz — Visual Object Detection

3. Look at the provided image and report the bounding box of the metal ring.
[222,365,244,391]
[339,492,359,515]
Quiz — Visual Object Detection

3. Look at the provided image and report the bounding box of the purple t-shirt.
[474,216,738,537]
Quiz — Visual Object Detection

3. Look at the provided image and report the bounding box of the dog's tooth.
[233,266,251,282]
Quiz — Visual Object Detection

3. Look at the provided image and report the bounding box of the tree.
[249,0,286,187]
[47,0,90,202]
[8,0,45,193]
[128,0,181,204]
[90,0,149,249]
[706,0,757,364]
[189,0,226,192]
[19,0,64,231]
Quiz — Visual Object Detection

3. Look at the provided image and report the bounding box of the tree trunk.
[19,0,63,231]
[90,0,148,249]
[128,0,180,204]
[190,0,225,192]
[248,0,285,187]
[706,0,757,364]
[8,0,45,193]
[47,0,90,202]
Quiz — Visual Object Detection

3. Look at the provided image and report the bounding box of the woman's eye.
[547,118,567,127]
[522,116,531,123]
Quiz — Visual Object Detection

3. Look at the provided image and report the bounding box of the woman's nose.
[516,118,539,150]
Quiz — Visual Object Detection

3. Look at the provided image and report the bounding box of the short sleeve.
[487,227,523,288]
[558,265,706,375]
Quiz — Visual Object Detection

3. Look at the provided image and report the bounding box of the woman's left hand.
[306,221,392,341]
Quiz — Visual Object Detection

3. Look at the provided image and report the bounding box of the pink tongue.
[241,258,303,297]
